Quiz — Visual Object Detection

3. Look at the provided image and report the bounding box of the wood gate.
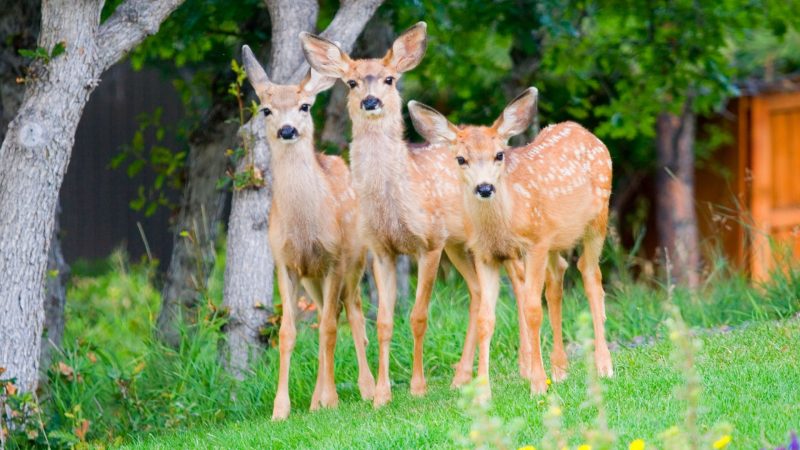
[750,91,800,280]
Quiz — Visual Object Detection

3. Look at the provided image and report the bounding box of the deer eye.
[347,80,357,88]
[384,76,394,86]
[456,156,467,166]
[299,103,311,112]
[261,108,271,116]
[495,152,504,162]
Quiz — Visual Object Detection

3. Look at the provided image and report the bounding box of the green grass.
[23,252,800,448]
[126,319,800,449]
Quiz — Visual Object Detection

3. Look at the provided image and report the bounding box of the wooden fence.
[60,62,185,267]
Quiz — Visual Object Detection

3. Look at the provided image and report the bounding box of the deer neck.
[270,138,329,220]
[464,181,516,258]
[349,109,409,186]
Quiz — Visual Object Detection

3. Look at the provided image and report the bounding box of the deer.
[300,23,537,408]
[241,45,376,420]
[407,87,614,398]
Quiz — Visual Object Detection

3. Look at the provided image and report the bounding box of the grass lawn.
[126,316,800,449]
[30,255,797,449]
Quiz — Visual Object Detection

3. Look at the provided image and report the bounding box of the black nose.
[278,125,298,140]
[361,96,382,111]
[475,183,495,198]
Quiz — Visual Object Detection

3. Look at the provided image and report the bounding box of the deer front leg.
[272,264,299,421]
[372,252,397,408]
[409,248,443,397]
[475,259,501,402]
[505,259,532,381]
[523,243,550,395]
[445,244,481,388]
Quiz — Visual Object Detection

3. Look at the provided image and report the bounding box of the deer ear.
[492,87,538,140]
[241,45,270,96]
[300,32,351,79]
[408,100,457,144]
[384,22,427,73]
[299,68,337,95]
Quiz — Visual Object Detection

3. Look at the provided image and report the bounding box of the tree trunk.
[0,0,184,394]
[655,103,700,288]
[1,0,68,380]
[221,118,274,379]
[220,0,384,376]
[157,101,237,346]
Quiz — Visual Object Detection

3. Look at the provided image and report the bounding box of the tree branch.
[287,0,384,82]
[95,0,186,70]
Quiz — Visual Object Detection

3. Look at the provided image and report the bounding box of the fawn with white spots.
[241,46,375,420]
[300,23,534,407]
[408,87,614,397]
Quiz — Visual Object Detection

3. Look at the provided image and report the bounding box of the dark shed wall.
[60,62,184,266]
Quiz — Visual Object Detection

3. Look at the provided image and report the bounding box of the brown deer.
[408,88,614,397]
[300,23,534,407]
[241,45,375,420]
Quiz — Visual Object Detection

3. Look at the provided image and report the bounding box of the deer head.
[300,22,428,120]
[241,45,336,146]
[408,87,538,200]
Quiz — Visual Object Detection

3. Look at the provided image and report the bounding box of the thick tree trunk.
[0,0,184,394]
[220,0,384,376]
[157,101,237,346]
[655,104,700,288]
[1,0,68,379]
[221,118,274,378]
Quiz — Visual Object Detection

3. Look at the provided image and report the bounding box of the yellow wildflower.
[517,446,536,450]
[578,445,592,450]
[549,406,562,416]
[629,439,645,450]
[546,378,552,386]
[713,435,731,449]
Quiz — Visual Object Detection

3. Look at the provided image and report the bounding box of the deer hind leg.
[505,259,532,381]
[409,248,443,397]
[342,259,375,400]
[317,270,344,409]
[475,259,501,402]
[444,244,481,388]
[524,243,550,395]
[546,252,569,382]
[272,264,300,421]
[578,221,613,378]
[301,278,326,411]
[372,251,397,408]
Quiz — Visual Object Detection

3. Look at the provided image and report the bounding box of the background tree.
[119,0,270,347]
[0,0,185,394]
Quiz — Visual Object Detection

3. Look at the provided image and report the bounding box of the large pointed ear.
[300,32,351,79]
[408,100,458,144]
[384,22,428,73]
[299,68,337,96]
[492,87,538,140]
[241,45,270,96]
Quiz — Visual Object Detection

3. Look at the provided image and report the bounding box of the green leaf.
[50,41,67,58]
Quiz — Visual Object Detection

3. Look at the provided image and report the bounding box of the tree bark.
[157,101,237,347]
[655,103,701,288]
[220,0,384,376]
[1,0,69,381]
[0,0,184,394]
